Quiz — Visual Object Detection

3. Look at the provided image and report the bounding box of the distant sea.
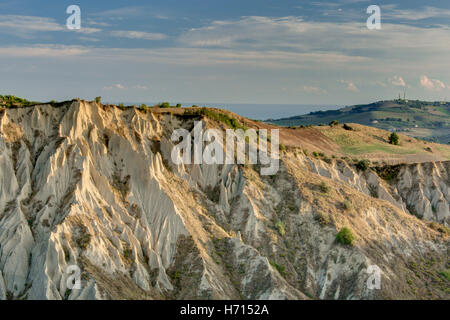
[119,102,343,120]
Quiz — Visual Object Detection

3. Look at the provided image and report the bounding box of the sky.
[0,0,450,106]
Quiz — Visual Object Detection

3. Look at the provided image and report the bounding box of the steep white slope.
[305,156,449,224]
[0,101,448,300]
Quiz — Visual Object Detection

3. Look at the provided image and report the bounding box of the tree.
[95,96,102,104]
[176,103,182,108]
[343,123,353,131]
[356,159,370,171]
[389,132,399,145]
[329,120,339,127]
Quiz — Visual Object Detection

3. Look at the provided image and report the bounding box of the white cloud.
[85,19,111,27]
[390,75,406,87]
[103,84,126,90]
[2,15,450,74]
[1,12,450,103]
[95,6,144,17]
[74,27,102,35]
[420,75,447,91]
[339,80,359,92]
[0,15,101,37]
[155,14,170,20]
[177,16,450,63]
[94,6,169,21]
[78,37,100,43]
[0,45,89,57]
[173,15,450,89]
[384,6,450,21]
[111,30,167,40]
[133,85,148,90]
[303,86,327,94]
[310,0,370,8]
[179,16,306,48]
[0,15,63,35]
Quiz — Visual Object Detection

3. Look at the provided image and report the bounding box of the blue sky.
[1,0,450,105]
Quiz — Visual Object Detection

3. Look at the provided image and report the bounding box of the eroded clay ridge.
[0,101,448,300]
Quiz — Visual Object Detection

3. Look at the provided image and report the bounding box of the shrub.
[159,102,171,108]
[343,124,353,131]
[279,143,286,152]
[342,200,352,211]
[186,108,246,130]
[429,222,450,236]
[275,221,286,236]
[356,159,370,171]
[336,227,355,246]
[322,156,332,164]
[95,96,102,104]
[440,270,450,281]
[123,247,133,263]
[375,165,401,182]
[269,260,286,276]
[368,184,378,198]
[140,104,153,112]
[172,270,180,280]
[230,118,240,129]
[0,94,35,107]
[75,224,91,250]
[389,132,399,145]
[312,151,319,158]
[176,103,182,108]
[316,212,331,226]
[319,181,331,193]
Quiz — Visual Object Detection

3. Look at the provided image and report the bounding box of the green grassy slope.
[268,100,450,144]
